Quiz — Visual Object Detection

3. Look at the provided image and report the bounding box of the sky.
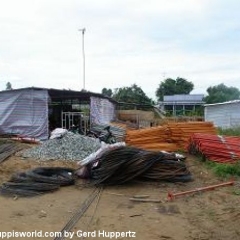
[0,0,240,100]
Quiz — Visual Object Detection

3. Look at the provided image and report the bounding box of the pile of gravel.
[21,132,101,161]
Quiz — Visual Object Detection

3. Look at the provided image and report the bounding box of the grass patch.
[217,126,240,136]
[205,161,240,178]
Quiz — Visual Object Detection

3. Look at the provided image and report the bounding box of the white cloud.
[0,0,240,100]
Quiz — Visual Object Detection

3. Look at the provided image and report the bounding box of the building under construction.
[0,87,116,140]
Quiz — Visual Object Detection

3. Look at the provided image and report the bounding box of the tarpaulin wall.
[0,89,49,140]
[90,96,116,124]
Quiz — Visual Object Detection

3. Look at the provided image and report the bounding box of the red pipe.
[188,133,240,164]
[168,180,234,201]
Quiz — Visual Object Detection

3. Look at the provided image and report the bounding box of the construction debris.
[188,133,240,164]
[91,123,126,142]
[132,195,150,198]
[21,132,101,161]
[129,198,162,203]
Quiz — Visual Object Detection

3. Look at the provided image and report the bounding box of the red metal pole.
[168,180,234,201]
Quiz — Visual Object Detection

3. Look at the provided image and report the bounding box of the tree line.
[102,78,240,105]
[5,78,240,105]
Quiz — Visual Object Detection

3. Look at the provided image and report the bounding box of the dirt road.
[0,154,240,240]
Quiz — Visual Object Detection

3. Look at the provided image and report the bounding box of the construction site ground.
[0,152,240,240]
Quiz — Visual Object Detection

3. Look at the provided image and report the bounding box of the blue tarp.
[0,89,49,140]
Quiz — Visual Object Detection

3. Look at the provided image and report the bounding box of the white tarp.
[0,88,49,140]
[90,96,116,124]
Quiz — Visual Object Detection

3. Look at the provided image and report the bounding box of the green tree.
[6,82,12,90]
[112,84,153,105]
[204,83,240,104]
[101,88,113,97]
[156,77,194,101]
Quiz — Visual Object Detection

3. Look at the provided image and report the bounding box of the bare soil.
[0,146,240,240]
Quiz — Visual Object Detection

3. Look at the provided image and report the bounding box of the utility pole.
[79,28,86,90]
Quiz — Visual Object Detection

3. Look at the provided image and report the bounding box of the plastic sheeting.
[90,96,116,124]
[0,89,49,140]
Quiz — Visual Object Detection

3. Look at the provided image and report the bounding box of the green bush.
[205,161,240,178]
[217,126,240,136]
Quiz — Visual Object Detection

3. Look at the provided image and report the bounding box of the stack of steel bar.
[0,143,22,164]
[90,146,192,185]
[126,126,179,152]
[188,133,240,164]
[168,122,217,150]
[0,167,75,197]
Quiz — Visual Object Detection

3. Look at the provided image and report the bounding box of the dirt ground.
[0,145,240,240]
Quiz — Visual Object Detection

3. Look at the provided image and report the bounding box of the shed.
[0,87,117,140]
[204,100,240,128]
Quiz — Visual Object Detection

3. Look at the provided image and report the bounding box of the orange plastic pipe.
[168,180,234,201]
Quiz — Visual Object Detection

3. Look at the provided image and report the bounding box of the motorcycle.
[69,124,84,135]
[86,126,116,144]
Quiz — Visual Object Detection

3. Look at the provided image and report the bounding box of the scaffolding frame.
[61,112,89,135]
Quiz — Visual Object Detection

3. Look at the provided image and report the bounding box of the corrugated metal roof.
[164,94,204,102]
[204,99,240,107]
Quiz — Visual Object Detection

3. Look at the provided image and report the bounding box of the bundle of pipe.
[188,133,240,164]
[168,122,217,150]
[90,146,192,185]
[126,122,217,152]
[126,126,179,152]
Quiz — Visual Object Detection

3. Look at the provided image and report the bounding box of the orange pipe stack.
[168,122,217,150]
[126,122,217,152]
[188,133,240,164]
[126,126,179,152]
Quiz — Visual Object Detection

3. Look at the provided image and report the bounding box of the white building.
[159,94,204,116]
[204,100,240,128]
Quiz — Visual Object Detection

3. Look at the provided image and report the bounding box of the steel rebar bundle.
[0,143,22,164]
[90,147,192,185]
